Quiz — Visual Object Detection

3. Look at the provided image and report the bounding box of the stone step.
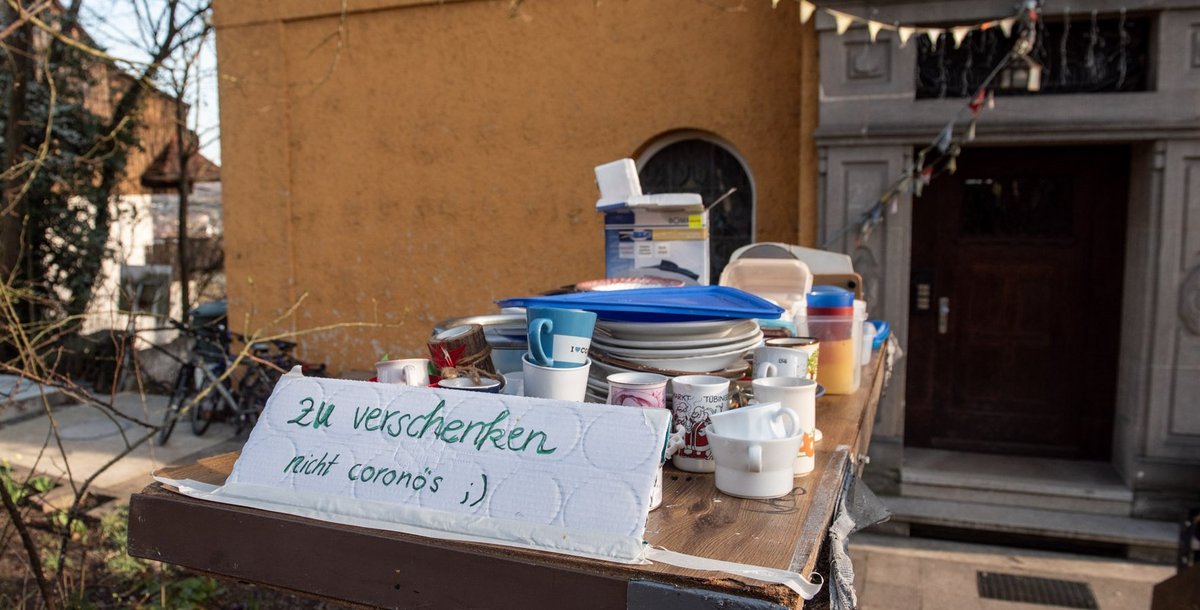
[901,447,1133,516]
[878,495,1178,559]
[0,375,71,427]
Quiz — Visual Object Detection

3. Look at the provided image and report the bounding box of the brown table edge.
[128,351,888,610]
[128,483,800,609]
[789,350,886,576]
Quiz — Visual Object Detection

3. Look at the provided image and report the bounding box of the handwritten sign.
[200,369,670,562]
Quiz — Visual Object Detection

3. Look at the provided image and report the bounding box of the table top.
[129,351,886,609]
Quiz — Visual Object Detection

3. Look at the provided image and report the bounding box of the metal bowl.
[433,314,525,343]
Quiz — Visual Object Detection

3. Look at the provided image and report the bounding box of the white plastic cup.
[376,358,431,386]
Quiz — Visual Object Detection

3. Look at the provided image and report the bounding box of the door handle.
[938,297,950,335]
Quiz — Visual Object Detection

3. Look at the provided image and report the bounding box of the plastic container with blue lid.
[805,285,860,395]
[806,285,854,310]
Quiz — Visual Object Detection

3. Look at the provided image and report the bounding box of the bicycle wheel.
[157,365,192,446]
[190,387,219,436]
[234,372,268,436]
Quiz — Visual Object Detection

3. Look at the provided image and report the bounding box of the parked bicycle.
[156,317,240,446]
[155,304,328,446]
[192,337,327,437]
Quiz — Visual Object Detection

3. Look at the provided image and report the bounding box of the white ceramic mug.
[521,354,591,401]
[376,358,431,386]
[707,402,802,441]
[754,338,819,381]
[606,372,667,408]
[670,375,730,473]
[707,430,804,499]
[752,377,818,476]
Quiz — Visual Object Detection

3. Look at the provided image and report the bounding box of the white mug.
[670,375,730,473]
[707,402,802,441]
[753,338,819,381]
[376,358,431,386]
[752,377,817,476]
[708,430,804,499]
[607,372,667,409]
[521,354,591,401]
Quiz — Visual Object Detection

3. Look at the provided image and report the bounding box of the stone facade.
[213,0,819,371]
[817,0,1200,517]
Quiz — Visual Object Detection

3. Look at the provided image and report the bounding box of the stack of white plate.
[584,319,761,403]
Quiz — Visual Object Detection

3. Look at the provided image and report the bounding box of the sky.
[78,1,222,164]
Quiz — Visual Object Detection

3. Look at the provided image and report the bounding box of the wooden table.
[128,351,886,610]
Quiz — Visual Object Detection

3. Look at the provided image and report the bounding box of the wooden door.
[905,147,1128,460]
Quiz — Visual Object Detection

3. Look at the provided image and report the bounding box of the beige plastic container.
[718,258,813,313]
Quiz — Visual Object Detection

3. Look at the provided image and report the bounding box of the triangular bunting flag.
[933,123,954,153]
[1027,61,1042,91]
[923,28,944,44]
[830,10,856,35]
[969,89,986,114]
[998,17,1016,38]
[867,20,883,42]
[799,0,816,23]
[898,26,916,48]
[951,26,971,48]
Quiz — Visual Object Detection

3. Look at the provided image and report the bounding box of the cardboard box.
[601,205,709,285]
[594,159,710,285]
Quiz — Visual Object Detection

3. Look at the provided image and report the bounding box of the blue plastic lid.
[496,286,784,322]
[807,285,854,308]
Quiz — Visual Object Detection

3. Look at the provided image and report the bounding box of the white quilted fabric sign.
[163,368,670,562]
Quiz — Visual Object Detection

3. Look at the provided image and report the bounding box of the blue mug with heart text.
[526,307,597,368]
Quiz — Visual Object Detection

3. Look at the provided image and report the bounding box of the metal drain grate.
[976,572,1098,609]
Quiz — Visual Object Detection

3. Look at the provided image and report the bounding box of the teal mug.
[526,307,597,368]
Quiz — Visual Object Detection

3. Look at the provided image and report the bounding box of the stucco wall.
[214,0,817,372]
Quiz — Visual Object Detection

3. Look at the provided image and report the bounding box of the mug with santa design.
[670,375,730,473]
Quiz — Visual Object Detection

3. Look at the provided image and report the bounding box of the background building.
[212,0,819,370]
[816,0,1200,546]
[214,0,1199,552]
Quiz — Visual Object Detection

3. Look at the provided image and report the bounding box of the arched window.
[637,132,755,281]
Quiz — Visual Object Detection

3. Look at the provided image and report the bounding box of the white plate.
[575,277,686,291]
[595,318,748,341]
[591,320,760,350]
[591,329,763,360]
[619,345,755,373]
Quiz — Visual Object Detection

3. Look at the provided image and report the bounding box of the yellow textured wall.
[214,0,816,372]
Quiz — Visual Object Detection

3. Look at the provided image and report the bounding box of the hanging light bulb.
[867,20,884,43]
[898,26,916,48]
[799,0,816,24]
[831,10,856,35]
[952,26,971,48]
